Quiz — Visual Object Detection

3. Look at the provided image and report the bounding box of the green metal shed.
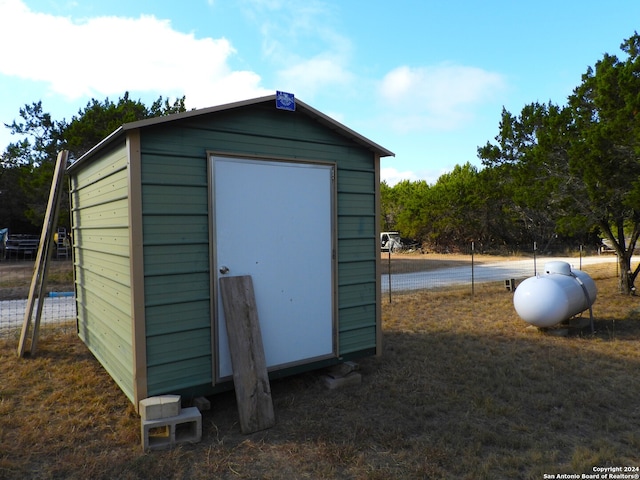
[67,94,393,410]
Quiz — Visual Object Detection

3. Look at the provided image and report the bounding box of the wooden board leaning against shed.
[219,275,276,434]
[17,150,69,358]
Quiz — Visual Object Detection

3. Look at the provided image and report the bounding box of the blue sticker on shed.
[276,91,296,111]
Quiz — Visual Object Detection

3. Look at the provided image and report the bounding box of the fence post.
[579,244,583,270]
[533,241,537,276]
[471,241,475,297]
[388,247,392,303]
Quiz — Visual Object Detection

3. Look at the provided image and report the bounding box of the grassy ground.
[1,269,640,479]
[0,259,74,300]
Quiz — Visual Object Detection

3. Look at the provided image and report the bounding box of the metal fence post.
[388,247,392,303]
[471,241,475,297]
[580,244,583,270]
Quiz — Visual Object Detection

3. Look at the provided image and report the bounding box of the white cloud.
[378,63,507,132]
[242,0,354,98]
[381,167,420,186]
[381,165,456,187]
[0,0,270,108]
[275,53,354,97]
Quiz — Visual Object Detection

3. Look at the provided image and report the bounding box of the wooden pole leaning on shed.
[17,150,69,358]
[219,275,276,434]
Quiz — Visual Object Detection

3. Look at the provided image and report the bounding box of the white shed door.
[212,156,336,380]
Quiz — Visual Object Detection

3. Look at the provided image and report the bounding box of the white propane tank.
[513,261,597,328]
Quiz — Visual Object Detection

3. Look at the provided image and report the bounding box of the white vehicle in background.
[381,231,402,252]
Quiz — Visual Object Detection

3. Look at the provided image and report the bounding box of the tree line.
[3,34,640,292]
[380,162,593,255]
[384,33,640,293]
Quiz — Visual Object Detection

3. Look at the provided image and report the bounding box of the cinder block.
[139,397,163,421]
[142,406,202,451]
[139,395,181,421]
[322,371,362,390]
[160,395,181,418]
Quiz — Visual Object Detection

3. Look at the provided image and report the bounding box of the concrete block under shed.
[141,406,202,451]
[139,394,181,421]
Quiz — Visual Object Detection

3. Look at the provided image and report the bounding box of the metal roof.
[68,94,394,172]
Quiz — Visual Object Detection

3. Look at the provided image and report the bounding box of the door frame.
[207,151,338,384]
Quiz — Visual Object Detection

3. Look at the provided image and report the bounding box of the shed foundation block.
[139,394,181,421]
[142,406,202,451]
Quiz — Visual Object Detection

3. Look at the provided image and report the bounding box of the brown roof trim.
[66,126,127,173]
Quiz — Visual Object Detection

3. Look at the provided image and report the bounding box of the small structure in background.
[4,234,39,260]
[55,227,69,260]
[504,278,517,292]
[513,261,597,330]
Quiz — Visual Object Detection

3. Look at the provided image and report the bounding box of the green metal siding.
[139,150,212,396]
[335,162,378,355]
[70,142,135,403]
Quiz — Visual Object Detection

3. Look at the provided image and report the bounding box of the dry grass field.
[1,263,640,479]
[0,259,74,301]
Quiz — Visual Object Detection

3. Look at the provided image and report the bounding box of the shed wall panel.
[145,300,211,336]
[141,153,208,186]
[338,215,376,240]
[338,238,377,262]
[73,149,128,187]
[337,192,375,216]
[144,272,210,307]
[71,197,129,227]
[143,243,210,276]
[141,215,209,245]
[79,322,133,398]
[338,282,377,310]
[77,287,131,345]
[74,249,130,287]
[74,227,130,256]
[71,142,135,403]
[337,169,376,193]
[146,328,211,367]
[139,143,212,395]
[147,358,212,396]
[71,174,128,208]
[141,184,208,215]
[338,326,376,355]
[339,304,377,331]
[338,261,376,286]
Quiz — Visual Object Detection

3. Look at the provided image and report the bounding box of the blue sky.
[1,0,640,185]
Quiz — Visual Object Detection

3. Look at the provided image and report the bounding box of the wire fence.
[0,250,624,341]
[381,248,621,300]
[0,257,76,342]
